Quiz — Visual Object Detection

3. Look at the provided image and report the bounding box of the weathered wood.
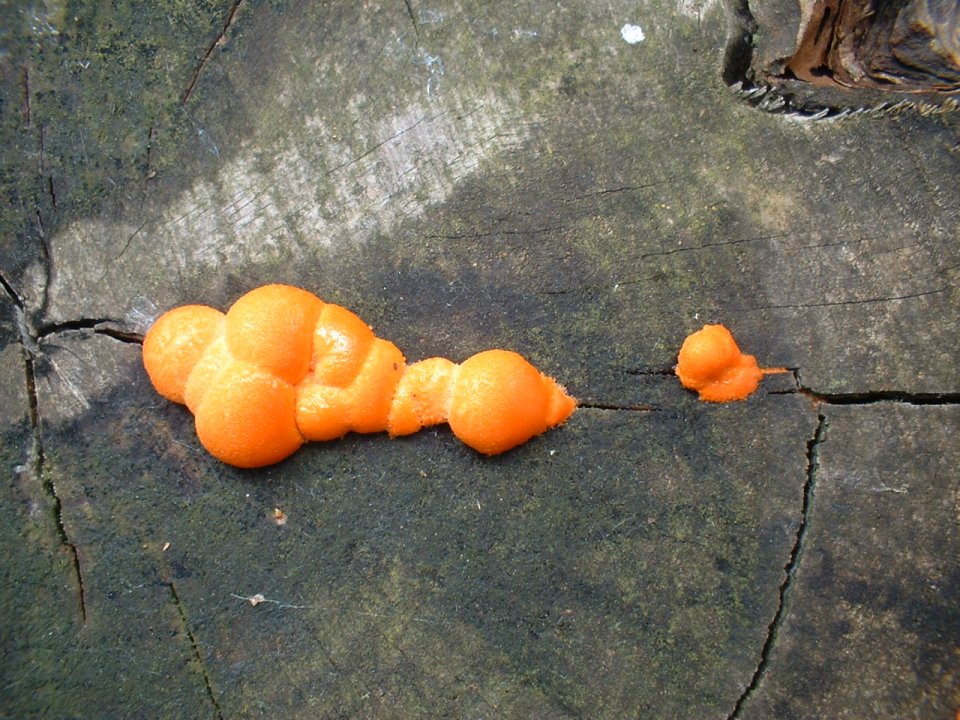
[35,330,817,718]
[1,0,958,717]
[742,404,960,720]
[788,0,960,92]
[732,0,960,113]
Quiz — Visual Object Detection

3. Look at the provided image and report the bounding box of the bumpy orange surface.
[142,285,576,467]
[675,324,783,402]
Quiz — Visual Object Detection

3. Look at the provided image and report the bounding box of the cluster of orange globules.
[143,285,577,468]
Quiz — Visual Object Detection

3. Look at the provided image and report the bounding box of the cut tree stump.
[1,1,958,718]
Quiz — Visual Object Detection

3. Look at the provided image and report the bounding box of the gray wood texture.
[2,1,958,717]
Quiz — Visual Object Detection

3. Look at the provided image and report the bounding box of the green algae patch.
[0,0,237,257]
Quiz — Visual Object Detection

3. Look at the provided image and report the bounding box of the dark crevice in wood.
[3,293,39,372]
[721,0,757,87]
[2,278,88,624]
[577,401,661,412]
[29,199,54,322]
[745,286,948,311]
[36,318,144,345]
[1,271,39,356]
[426,225,568,241]
[727,412,826,719]
[624,366,676,377]
[46,175,57,209]
[26,62,53,319]
[773,370,960,405]
[566,178,680,203]
[28,102,53,320]
[166,581,225,720]
[637,232,794,262]
[141,125,156,210]
[5,59,91,622]
[29,350,88,626]
[775,387,960,406]
[4,278,103,626]
[21,66,32,125]
[812,6,835,47]
[95,327,145,344]
[402,0,420,44]
[180,0,245,106]
[0,270,25,309]
[4,298,140,624]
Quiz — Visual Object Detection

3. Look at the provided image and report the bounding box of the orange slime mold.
[143,285,576,467]
[675,324,785,402]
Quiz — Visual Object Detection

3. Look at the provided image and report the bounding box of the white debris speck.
[620,24,645,45]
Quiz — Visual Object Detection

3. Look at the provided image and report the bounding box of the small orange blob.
[449,350,576,455]
[225,284,324,385]
[675,324,782,402]
[142,305,225,404]
[193,363,303,468]
[143,285,577,467]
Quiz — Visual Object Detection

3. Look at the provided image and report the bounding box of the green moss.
[0,0,234,256]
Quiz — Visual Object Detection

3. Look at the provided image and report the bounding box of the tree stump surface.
[1,2,957,718]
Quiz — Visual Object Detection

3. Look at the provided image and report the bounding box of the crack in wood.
[46,175,57,209]
[778,387,960,405]
[565,178,681,203]
[426,225,568,241]
[180,0,245,106]
[325,108,452,177]
[22,66,55,321]
[17,343,87,623]
[27,353,88,626]
[104,219,150,268]
[139,126,156,211]
[20,65,32,126]
[721,0,756,87]
[167,581,225,720]
[2,273,94,624]
[624,366,676,377]
[9,271,207,698]
[637,232,795,262]
[727,411,827,719]
[773,370,960,406]
[0,270,26,309]
[402,0,420,44]
[745,286,948,311]
[577,401,660,412]
[36,318,144,345]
